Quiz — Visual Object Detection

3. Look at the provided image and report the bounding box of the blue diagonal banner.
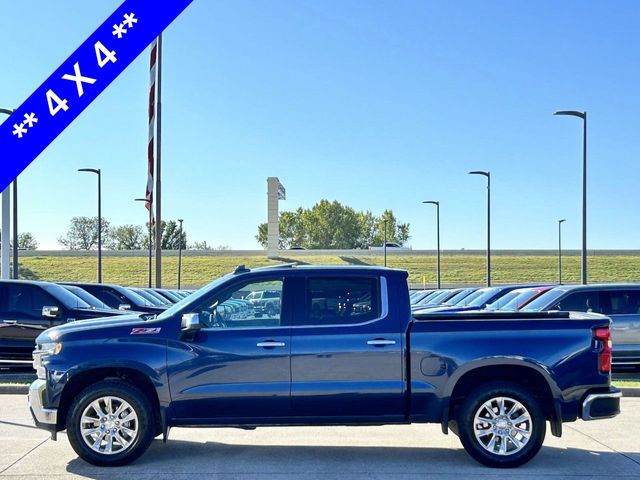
[0,0,193,192]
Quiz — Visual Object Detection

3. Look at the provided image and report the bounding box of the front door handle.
[257,341,286,348]
[367,339,396,346]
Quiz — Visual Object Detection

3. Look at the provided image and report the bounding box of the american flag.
[146,39,158,215]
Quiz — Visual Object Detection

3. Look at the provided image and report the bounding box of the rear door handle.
[257,341,286,348]
[367,339,396,346]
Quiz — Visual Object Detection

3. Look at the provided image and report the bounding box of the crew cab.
[29,265,620,468]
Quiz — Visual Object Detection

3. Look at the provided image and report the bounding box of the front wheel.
[456,382,546,468]
[66,380,156,466]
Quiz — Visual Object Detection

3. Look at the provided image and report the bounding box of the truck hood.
[36,314,153,343]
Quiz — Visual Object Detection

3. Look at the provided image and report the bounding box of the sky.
[1,1,639,250]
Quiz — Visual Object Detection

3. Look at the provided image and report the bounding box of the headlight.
[40,342,63,355]
[33,342,62,379]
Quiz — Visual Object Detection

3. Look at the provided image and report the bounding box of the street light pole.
[469,170,491,287]
[78,168,102,283]
[383,218,388,267]
[177,218,184,289]
[558,219,566,285]
[12,180,17,279]
[554,110,587,284]
[135,198,152,288]
[423,201,440,288]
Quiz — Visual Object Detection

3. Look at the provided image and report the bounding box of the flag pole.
[155,34,163,287]
[146,38,158,287]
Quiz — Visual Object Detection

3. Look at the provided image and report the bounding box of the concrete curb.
[620,387,640,397]
[0,385,28,395]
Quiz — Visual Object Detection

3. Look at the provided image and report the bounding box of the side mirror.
[181,313,201,332]
[119,304,132,311]
[42,306,60,319]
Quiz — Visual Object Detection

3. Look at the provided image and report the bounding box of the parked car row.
[409,283,640,369]
[0,280,193,370]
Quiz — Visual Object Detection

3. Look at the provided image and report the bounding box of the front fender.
[45,337,169,409]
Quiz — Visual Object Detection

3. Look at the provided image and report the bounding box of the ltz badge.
[0,0,192,192]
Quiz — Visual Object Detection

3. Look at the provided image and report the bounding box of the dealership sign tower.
[266,177,285,258]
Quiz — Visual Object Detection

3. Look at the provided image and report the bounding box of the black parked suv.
[60,283,168,315]
[0,280,128,369]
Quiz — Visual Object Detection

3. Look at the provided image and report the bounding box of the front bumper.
[581,388,622,421]
[28,379,58,434]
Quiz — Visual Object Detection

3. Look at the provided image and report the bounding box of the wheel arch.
[442,359,562,437]
[57,365,162,434]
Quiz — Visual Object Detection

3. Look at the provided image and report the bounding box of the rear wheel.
[66,380,155,466]
[456,382,546,468]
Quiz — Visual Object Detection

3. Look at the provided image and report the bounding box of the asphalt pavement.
[0,394,639,479]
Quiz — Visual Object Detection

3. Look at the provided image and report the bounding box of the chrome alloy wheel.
[473,396,532,456]
[80,396,139,455]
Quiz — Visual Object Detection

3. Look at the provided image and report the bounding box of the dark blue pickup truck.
[28,265,621,468]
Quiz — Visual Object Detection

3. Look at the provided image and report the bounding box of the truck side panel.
[408,317,611,423]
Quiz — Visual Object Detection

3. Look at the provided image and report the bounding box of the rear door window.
[601,290,640,315]
[302,277,380,326]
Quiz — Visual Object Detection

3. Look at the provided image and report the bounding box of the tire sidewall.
[457,382,546,468]
[66,380,154,467]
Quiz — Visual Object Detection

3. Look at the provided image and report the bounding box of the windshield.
[410,291,434,304]
[159,290,182,302]
[158,274,233,320]
[114,286,156,307]
[444,288,475,306]
[132,289,166,306]
[500,288,546,311]
[62,285,110,309]
[485,290,520,311]
[44,283,92,309]
[417,290,451,306]
[467,288,502,308]
[143,289,172,305]
[521,288,567,312]
[453,289,483,306]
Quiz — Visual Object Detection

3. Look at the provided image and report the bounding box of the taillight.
[594,327,612,374]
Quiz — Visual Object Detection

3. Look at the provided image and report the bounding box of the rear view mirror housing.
[181,313,201,333]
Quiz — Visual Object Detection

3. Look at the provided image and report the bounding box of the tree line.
[57,216,190,250]
[0,231,39,250]
[7,200,411,252]
[256,200,410,249]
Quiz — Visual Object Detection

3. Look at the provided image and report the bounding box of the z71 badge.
[130,327,162,335]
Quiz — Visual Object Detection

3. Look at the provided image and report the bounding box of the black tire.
[66,380,156,466]
[265,303,275,317]
[456,382,546,468]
